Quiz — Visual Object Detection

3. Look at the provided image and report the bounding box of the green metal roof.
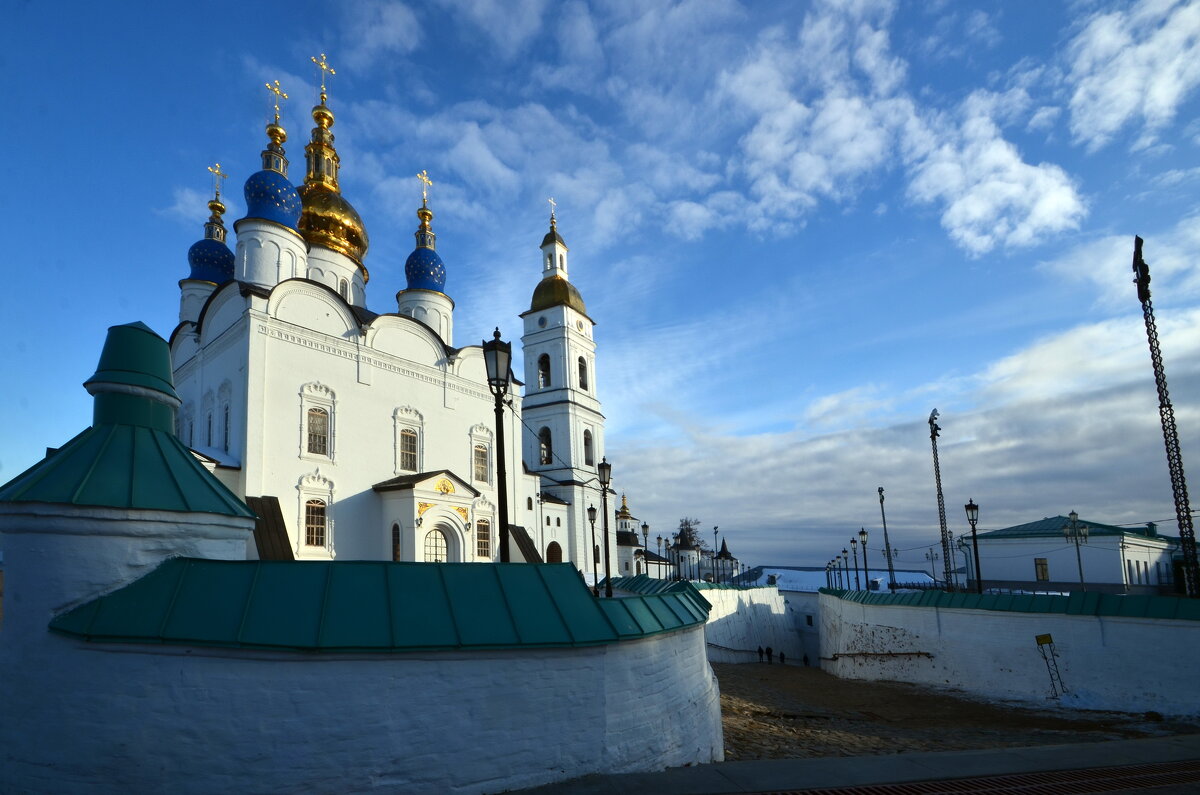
[978,515,1171,541]
[607,573,713,611]
[0,423,254,518]
[0,321,252,518]
[49,559,711,652]
[822,588,1200,621]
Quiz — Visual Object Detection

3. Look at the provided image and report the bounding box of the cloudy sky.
[5,0,1199,571]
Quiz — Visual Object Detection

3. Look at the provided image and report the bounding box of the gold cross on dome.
[207,163,228,199]
[265,80,288,124]
[311,53,336,102]
[548,196,556,218]
[417,170,433,204]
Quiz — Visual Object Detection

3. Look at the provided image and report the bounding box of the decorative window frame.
[469,423,493,486]
[393,406,425,474]
[218,380,233,454]
[180,402,195,446]
[538,426,553,466]
[297,470,336,558]
[471,497,496,562]
[201,390,215,448]
[300,382,337,462]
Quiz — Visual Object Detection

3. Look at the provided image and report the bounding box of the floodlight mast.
[1132,237,1198,597]
[928,409,955,590]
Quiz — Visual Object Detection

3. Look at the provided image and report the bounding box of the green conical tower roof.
[0,322,253,518]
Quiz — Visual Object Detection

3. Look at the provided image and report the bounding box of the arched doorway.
[546,541,562,563]
[424,528,449,562]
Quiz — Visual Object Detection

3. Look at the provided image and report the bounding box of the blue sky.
[5,0,1200,571]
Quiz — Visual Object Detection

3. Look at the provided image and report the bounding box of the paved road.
[517,734,1200,794]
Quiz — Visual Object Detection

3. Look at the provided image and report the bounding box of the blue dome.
[186,238,235,284]
[404,247,447,292]
[242,169,302,229]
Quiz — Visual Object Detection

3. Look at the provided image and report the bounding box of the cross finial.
[265,80,288,124]
[311,53,336,103]
[417,170,433,205]
[548,197,557,227]
[207,163,228,199]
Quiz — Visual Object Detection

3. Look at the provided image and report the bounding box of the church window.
[473,443,489,482]
[538,354,551,388]
[476,519,491,559]
[222,404,230,452]
[556,517,561,527]
[305,500,327,546]
[539,427,553,465]
[558,254,564,268]
[1034,558,1049,581]
[400,429,419,472]
[307,407,330,456]
[578,357,588,390]
[392,523,401,562]
[424,529,448,563]
[527,497,533,510]
[583,430,594,466]
[546,253,552,269]
[546,516,550,526]
[206,413,213,447]
[546,541,563,563]
[338,279,348,300]
[625,561,630,571]
[1127,560,1134,585]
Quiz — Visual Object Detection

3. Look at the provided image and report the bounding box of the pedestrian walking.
[757,646,763,663]
[803,653,810,667]
[766,646,773,664]
[779,652,785,665]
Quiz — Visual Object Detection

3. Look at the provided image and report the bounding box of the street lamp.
[850,538,860,589]
[1065,510,1089,591]
[586,504,598,596]
[925,548,940,582]
[859,528,869,591]
[598,458,613,597]
[713,526,719,583]
[831,557,839,588]
[656,535,663,580]
[964,499,982,594]
[482,328,512,562]
[641,522,650,576]
[841,548,850,589]
[878,487,897,590]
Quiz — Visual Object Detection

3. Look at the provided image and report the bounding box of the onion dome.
[530,213,586,314]
[617,494,633,520]
[242,120,302,230]
[185,193,235,284]
[404,202,447,292]
[297,92,369,277]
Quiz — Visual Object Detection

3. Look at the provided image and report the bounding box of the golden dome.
[298,183,370,276]
[530,274,586,314]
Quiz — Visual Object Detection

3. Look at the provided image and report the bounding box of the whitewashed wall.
[702,586,801,664]
[821,593,1200,715]
[0,620,721,794]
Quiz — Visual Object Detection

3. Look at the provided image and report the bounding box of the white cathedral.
[171,75,615,573]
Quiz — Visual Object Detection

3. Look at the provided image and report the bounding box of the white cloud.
[341,1,420,69]
[435,0,549,59]
[1026,105,1062,132]
[1066,0,1200,150]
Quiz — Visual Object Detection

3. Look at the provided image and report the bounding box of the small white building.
[966,515,1180,595]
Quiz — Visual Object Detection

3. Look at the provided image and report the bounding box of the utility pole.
[878,487,897,590]
[928,409,955,590]
[1132,237,1197,597]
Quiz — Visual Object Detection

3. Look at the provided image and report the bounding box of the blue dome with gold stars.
[405,247,446,292]
[243,169,302,229]
[186,238,234,284]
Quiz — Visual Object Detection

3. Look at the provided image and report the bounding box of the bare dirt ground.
[714,662,1200,762]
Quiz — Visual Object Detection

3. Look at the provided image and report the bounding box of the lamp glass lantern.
[481,328,512,394]
[965,499,979,525]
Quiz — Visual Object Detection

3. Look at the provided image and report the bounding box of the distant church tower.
[521,207,605,566]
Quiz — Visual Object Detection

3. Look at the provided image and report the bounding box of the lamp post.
[482,328,512,562]
[713,527,719,583]
[656,535,663,580]
[925,548,940,582]
[598,458,613,597]
[878,487,897,590]
[641,522,650,576]
[1065,510,1089,591]
[964,499,982,594]
[850,539,860,589]
[841,548,850,589]
[928,409,955,591]
[831,558,839,588]
[859,528,869,591]
[586,505,599,595]
[825,563,832,588]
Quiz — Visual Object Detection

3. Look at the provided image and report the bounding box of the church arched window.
[538,354,551,388]
[527,497,533,510]
[400,429,419,472]
[473,443,489,482]
[583,430,594,466]
[424,528,448,563]
[476,519,491,559]
[206,412,213,447]
[392,523,401,562]
[578,357,588,390]
[222,404,231,452]
[338,278,348,301]
[538,427,553,465]
[546,541,563,563]
[305,499,327,546]
[307,407,330,456]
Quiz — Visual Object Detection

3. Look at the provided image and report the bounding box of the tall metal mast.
[928,409,955,590]
[1132,237,1198,597]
